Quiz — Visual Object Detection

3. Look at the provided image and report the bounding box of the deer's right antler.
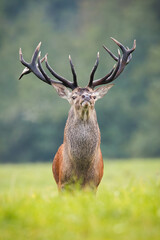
[19,42,78,90]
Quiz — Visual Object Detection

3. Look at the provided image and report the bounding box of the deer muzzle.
[81,95,91,107]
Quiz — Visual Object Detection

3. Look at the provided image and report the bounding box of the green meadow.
[0,159,160,240]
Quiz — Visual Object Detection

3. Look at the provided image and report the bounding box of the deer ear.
[94,84,114,100]
[51,83,71,101]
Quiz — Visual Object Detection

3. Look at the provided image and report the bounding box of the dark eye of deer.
[82,95,85,98]
[72,96,77,100]
[93,96,96,99]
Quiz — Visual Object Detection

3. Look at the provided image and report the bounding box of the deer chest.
[65,121,100,162]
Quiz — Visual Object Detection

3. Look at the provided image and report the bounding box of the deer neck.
[63,106,100,165]
[74,104,94,122]
[67,105,98,127]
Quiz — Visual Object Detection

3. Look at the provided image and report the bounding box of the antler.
[19,42,78,90]
[88,38,136,88]
[19,39,136,90]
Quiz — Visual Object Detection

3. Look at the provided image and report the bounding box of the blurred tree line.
[0,0,160,162]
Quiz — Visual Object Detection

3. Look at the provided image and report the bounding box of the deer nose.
[82,95,90,102]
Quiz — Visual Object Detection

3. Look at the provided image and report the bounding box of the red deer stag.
[19,38,136,190]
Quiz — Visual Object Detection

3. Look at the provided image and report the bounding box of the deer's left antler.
[88,38,136,88]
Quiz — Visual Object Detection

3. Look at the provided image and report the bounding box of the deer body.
[19,38,136,191]
[53,96,103,189]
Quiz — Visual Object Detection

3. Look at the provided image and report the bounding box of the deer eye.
[93,96,96,99]
[72,96,77,100]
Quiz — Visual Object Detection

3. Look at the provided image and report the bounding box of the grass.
[0,159,160,240]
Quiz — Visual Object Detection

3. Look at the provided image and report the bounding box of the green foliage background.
[0,0,160,162]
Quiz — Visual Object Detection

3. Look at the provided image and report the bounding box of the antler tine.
[103,45,118,61]
[130,39,136,53]
[45,55,75,89]
[111,37,126,53]
[31,42,41,64]
[69,55,78,88]
[37,52,52,85]
[19,48,29,67]
[88,52,100,88]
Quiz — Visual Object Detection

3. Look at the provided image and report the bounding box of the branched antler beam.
[88,38,136,88]
[19,42,78,90]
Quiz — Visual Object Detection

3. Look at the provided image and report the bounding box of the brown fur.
[52,144,63,186]
[52,85,113,191]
